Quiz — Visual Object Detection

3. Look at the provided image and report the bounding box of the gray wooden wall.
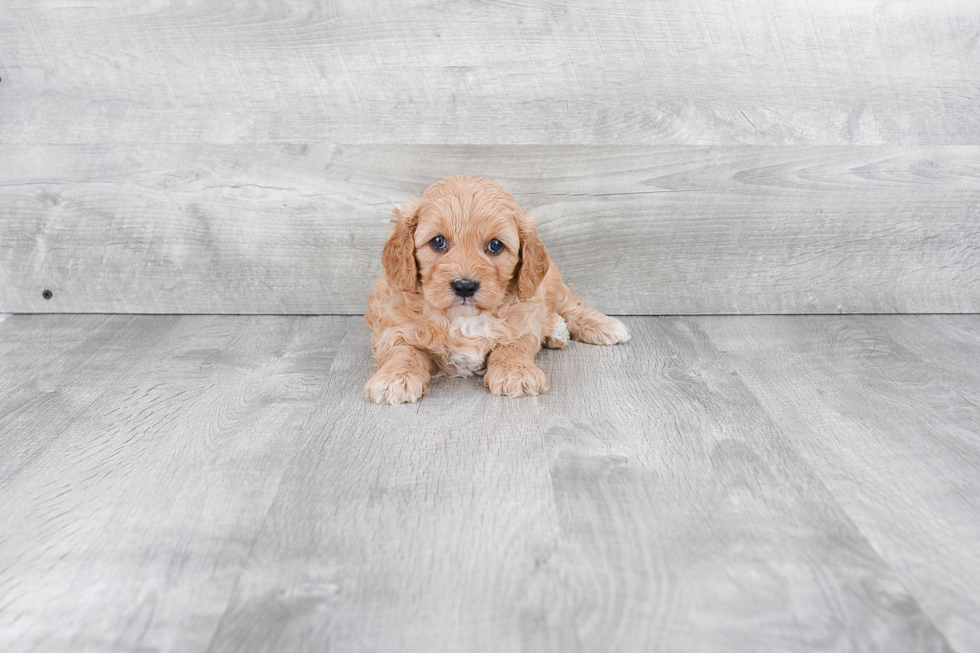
[2,0,978,314]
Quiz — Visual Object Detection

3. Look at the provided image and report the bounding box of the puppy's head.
[383,175,549,312]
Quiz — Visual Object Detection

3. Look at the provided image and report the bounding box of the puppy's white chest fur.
[449,351,487,376]
[445,310,493,376]
[451,312,492,339]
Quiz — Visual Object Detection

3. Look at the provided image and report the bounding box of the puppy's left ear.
[516,215,550,301]
[382,201,421,293]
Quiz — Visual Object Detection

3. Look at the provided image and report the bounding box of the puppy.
[364,175,630,404]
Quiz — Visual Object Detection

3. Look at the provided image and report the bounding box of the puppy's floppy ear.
[382,201,421,292]
[516,215,550,301]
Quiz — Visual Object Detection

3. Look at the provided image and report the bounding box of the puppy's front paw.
[484,362,549,398]
[363,368,427,404]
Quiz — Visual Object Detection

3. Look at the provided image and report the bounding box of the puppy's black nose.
[451,278,480,298]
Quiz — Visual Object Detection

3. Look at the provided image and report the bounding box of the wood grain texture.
[0,315,180,489]
[2,0,977,314]
[0,314,354,652]
[3,144,978,315]
[5,315,977,650]
[207,326,565,652]
[699,315,980,652]
[208,318,950,652]
[1,0,977,145]
[872,315,980,398]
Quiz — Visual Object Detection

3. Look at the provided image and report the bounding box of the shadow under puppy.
[364,174,630,404]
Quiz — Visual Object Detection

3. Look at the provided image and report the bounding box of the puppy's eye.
[487,239,504,254]
[430,235,447,251]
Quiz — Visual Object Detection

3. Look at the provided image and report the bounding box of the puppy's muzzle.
[451,278,480,299]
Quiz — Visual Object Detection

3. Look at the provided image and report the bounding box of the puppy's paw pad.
[363,371,427,404]
[485,362,549,398]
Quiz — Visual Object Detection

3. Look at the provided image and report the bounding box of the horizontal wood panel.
[0,0,977,145]
[2,144,978,314]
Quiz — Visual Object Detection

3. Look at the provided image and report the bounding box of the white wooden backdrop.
[1,0,978,314]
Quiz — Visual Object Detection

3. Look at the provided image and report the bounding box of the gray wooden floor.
[1,314,978,652]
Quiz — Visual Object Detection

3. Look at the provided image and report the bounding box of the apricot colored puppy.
[364,175,630,404]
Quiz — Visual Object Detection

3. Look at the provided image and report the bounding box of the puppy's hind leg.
[554,284,630,346]
[542,313,570,349]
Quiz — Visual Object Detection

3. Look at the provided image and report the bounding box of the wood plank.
[209,318,950,652]
[699,315,980,652]
[0,315,181,488]
[3,144,978,315]
[870,315,980,401]
[1,0,977,145]
[0,315,354,651]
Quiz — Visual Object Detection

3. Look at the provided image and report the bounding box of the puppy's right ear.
[382,202,421,292]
